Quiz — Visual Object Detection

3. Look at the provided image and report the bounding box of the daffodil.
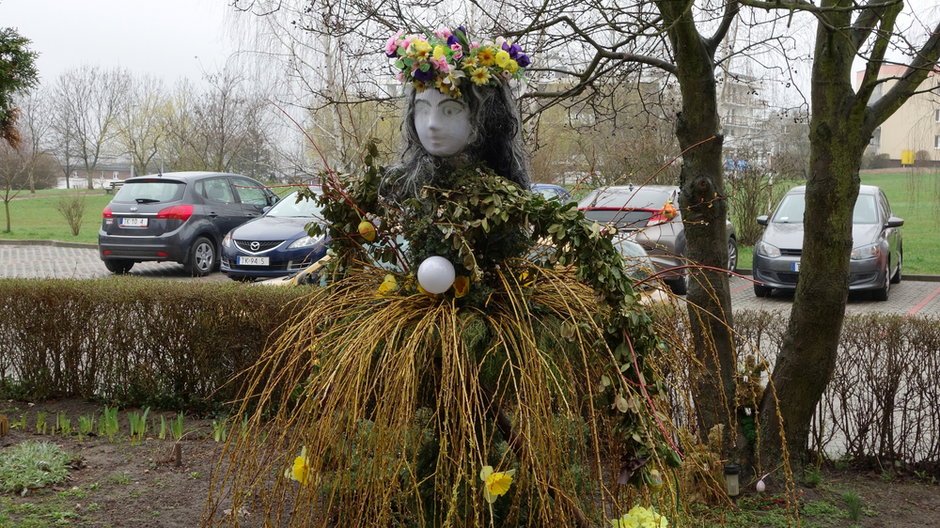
[377,274,399,296]
[479,465,515,504]
[285,446,311,485]
[609,506,668,528]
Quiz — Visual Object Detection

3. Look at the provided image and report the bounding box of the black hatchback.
[98,172,279,276]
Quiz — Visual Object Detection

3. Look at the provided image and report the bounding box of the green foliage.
[99,406,119,440]
[0,27,39,145]
[127,407,150,442]
[842,491,863,522]
[0,278,308,409]
[169,412,185,441]
[0,441,70,493]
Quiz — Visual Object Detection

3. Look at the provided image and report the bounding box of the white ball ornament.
[417,256,456,294]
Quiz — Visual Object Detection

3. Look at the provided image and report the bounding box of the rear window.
[583,209,654,228]
[580,188,673,210]
[112,181,185,203]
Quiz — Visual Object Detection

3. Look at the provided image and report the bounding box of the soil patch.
[1,399,938,527]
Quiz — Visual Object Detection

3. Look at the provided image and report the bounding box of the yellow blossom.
[285,446,311,485]
[479,465,515,504]
[433,45,448,60]
[495,50,512,68]
[470,67,491,86]
[609,505,668,528]
[462,56,479,70]
[505,59,519,73]
[477,46,496,66]
[411,39,432,59]
[377,274,398,296]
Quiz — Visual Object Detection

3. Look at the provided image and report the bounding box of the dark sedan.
[752,184,903,300]
[220,189,330,281]
[99,172,278,276]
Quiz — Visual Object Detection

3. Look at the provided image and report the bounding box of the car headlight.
[851,243,882,260]
[222,233,232,248]
[288,235,324,249]
[756,241,781,258]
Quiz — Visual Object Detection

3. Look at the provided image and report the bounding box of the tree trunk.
[664,10,737,456]
[758,17,871,473]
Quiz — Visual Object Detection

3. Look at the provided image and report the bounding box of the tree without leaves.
[736,0,940,472]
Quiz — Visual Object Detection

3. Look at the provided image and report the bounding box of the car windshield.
[266,191,324,218]
[772,192,879,224]
[112,181,185,203]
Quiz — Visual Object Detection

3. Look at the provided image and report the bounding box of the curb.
[0,238,98,250]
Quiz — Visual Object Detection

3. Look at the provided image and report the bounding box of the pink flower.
[470,42,480,50]
[450,43,463,61]
[385,30,404,57]
[430,57,450,72]
[434,28,452,39]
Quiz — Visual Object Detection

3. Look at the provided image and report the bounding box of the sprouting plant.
[211,419,228,443]
[158,415,167,440]
[127,407,151,441]
[56,412,71,436]
[99,406,120,440]
[843,491,862,522]
[170,412,185,441]
[12,413,27,430]
[803,466,822,488]
[35,411,48,435]
[78,414,96,437]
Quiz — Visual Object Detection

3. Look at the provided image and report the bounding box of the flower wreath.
[385,26,530,98]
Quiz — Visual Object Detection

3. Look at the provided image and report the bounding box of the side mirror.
[262,205,272,214]
[884,216,904,228]
[757,215,769,226]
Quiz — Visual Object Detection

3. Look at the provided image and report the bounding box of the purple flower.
[456,26,468,38]
[447,35,458,47]
[516,54,530,68]
[502,42,522,59]
[413,68,435,83]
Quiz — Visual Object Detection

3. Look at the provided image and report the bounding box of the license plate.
[791,261,800,272]
[120,217,148,227]
[238,256,270,266]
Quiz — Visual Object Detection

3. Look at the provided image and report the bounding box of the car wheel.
[890,249,902,284]
[872,265,890,301]
[754,283,771,297]
[727,237,738,273]
[104,259,134,274]
[669,273,689,295]
[186,237,216,277]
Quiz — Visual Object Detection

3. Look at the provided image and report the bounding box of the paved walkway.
[1,241,938,315]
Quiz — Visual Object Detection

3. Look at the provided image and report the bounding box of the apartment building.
[861,65,940,164]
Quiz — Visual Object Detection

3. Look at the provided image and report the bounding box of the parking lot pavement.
[2,242,939,315]
[0,242,227,282]
[728,274,940,317]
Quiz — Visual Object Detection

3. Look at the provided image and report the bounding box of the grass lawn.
[738,171,940,275]
[0,185,297,246]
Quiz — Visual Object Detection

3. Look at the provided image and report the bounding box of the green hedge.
[0,279,309,410]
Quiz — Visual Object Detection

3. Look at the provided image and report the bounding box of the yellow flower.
[411,39,432,59]
[433,45,448,60]
[477,46,496,66]
[453,275,469,298]
[285,446,311,485]
[479,465,515,504]
[470,67,491,86]
[377,274,398,296]
[495,50,512,68]
[461,56,479,70]
[609,506,668,528]
[505,59,519,73]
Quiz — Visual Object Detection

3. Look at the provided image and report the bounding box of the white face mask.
[414,89,473,157]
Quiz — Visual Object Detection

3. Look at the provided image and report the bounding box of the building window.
[935,135,940,149]
[936,109,940,123]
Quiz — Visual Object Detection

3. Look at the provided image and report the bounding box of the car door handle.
[208,212,218,218]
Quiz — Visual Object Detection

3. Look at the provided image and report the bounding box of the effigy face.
[414,88,473,157]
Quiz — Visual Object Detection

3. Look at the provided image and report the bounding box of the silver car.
[579,185,738,295]
[752,184,903,300]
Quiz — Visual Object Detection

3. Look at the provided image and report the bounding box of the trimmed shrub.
[0,278,308,410]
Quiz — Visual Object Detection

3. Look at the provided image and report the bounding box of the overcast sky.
[0,0,240,86]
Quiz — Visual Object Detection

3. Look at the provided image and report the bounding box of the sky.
[0,0,241,86]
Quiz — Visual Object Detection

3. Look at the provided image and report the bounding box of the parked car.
[530,183,572,202]
[578,184,737,295]
[752,184,903,300]
[221,189,330,281]
[98,172,279,276]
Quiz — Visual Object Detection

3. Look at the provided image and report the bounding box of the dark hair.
[380,82,530,202]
